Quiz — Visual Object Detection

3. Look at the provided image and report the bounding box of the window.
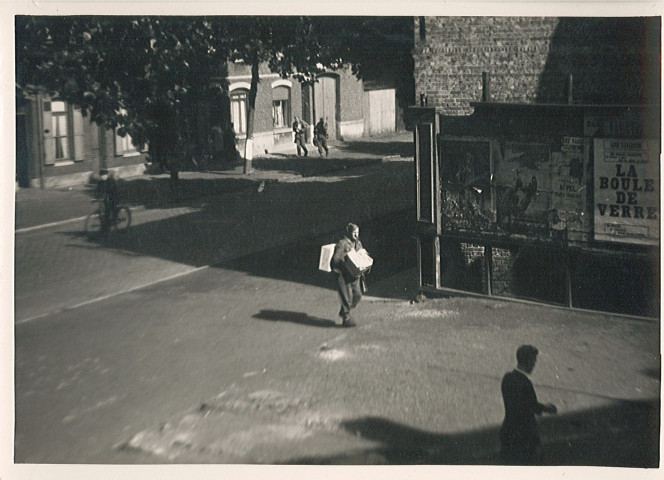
[114,109,139,156]
[115,130,138,156]
[42,98,85,165]
[272,86,290,128]
[51,101,69,160]
[230,90,248,135]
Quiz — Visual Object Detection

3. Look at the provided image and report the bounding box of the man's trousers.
[336,273,362,319]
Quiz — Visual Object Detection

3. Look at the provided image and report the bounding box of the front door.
[364,89,396,136]
[313,75,338,141]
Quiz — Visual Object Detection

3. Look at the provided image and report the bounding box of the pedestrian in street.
[499,344,557,465]
[313,117,329,157]
[292,116,308,157]
[331,223,368,327]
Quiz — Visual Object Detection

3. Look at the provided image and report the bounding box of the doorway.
[313,75,338,141]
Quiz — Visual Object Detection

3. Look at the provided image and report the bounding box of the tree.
[16,16,414,176]
[220,17,339,173]
[16,16,230,172]
[218,17,413,173]
[312,17,415,124]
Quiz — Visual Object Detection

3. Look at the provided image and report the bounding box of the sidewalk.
[15,132,413,231]
[117,288,659,466]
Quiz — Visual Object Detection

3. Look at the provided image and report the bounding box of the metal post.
[565,251,573,308]
[482,72,491,102]
[485,246,493,296]
[567,74,574,105]
[36,94,45,189]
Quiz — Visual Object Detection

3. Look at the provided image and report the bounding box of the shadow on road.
[283,399,659,466]
[253,309,337,328]
[218,207,417,296]
[334,139,413,158]
[62,161,417,300]
[115,157,382,210]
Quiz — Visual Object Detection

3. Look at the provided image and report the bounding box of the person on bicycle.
[96,169,118,227]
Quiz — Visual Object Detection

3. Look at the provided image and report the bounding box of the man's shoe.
[342,318,356,327]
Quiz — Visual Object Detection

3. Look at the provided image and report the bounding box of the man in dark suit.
[499,345,557,465]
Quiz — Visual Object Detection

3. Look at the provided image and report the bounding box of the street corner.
[116,386,376,464]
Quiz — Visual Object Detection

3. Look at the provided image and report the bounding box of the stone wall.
[413,17,660,115]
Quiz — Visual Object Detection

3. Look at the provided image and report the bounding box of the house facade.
[16,60,401,189]
[410,17,661,317]
[16,96,148,188]
[221,61,398,156]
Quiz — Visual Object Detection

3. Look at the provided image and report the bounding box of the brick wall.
[490,247,516,297]
[413,17,660,114]
[440,240,486,294]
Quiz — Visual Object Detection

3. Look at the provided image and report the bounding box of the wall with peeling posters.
[411,16,660,317]
[411,103,660,317]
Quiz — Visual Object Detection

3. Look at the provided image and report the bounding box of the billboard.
[593,138,660,245]
[550,137,591,241]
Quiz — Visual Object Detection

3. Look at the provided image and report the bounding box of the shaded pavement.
[11,130,661,471]
[15,133,413,231]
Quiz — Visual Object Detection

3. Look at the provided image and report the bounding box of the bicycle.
[85,198,131,238]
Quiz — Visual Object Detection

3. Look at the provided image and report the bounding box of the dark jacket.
[314,121,328,138]
[331,236,363,278]
[500,369,546,448]
[97,176,117,203]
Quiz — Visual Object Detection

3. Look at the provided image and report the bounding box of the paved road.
[15,161,414,323]
[9,145,661,475]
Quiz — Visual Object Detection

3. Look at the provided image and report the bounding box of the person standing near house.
[210,123,224,164]
[223,122,237,164]
[313,117,329,157]
[499,345,558,465]
[292,116,308,157]
[331,223,368,327]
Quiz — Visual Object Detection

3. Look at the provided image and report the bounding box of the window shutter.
[41,99,55,165]
[73,107,85,161]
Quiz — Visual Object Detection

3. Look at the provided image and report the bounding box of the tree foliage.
[16,16,414,171]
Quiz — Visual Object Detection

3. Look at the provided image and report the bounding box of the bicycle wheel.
[114,206,131,233]
[84,211,103,239]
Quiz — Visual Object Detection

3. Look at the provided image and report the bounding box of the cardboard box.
[318,244,336,272]
[343,249,373,278]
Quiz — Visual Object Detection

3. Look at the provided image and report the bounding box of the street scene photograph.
[3,3,662,480]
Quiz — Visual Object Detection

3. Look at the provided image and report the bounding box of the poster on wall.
[594,138,660,245]
[439,139,492,231]
[494,142,551,232]
[550,137,590,240]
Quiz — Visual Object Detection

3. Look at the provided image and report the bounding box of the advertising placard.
[494,142,551,228]
[550,137,590,239]
[594,138,660,245]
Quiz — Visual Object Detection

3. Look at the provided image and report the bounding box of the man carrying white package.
[331,223,372,327]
